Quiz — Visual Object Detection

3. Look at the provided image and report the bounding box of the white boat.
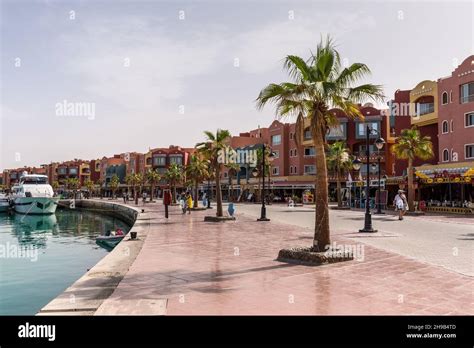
[12,172,59,215]
[0,193,10,212]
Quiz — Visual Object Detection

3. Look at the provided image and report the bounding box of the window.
[442,149,449,162]
[289,166,293,174]
[465,112,474,127]
[304,129,312,140]
[304,147,315,157]
[441,91,448,105]
[272,166,279,175]
[450,120,454,132]
[169,155,183,165]
[273,150,279,159]
[289,132,293,140]
[293,149,297,157]
[271,134,281,145]
[152,156,166,166]
[327,124,346,139]
[69,167,78,175]
[293,166,297,175]
[450,91,453,103]
[304,165,316,174]
[358,144,376,155]
[356,122,379,138]
[442,120,449,134]
[465,144,474,159]
[460,82,474,103]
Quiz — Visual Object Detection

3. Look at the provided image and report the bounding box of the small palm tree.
[146,169,161,202]
[185,154,209,208]
[391,126,433,211]
[132,173,143,205]
[196,129,231,217]
[84,178,94,198]
[164,163,183,203]
[256,36,384,251]
[109,174,120,199]
[327,141,352,207]
[52,180,60,193]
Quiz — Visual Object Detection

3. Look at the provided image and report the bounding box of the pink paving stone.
[95,202,474,315]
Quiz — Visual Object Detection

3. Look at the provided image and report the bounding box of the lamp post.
[252,143,274,221]
[374,137,385,214]
[356,125,385,233]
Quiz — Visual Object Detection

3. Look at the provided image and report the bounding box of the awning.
[415,162,474,184]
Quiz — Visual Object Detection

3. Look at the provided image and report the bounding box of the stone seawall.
[57,199,139,226]
[38,200,150,316]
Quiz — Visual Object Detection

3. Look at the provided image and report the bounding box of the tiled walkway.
[96,202,473,315]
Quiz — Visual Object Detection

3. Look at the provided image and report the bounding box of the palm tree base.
[257,217,270,222]
[204,216,236,222]
[278,246,354,266]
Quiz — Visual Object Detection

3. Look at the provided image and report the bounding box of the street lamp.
[253,143,275,221]
[358,125,384,233]
[374,137,385,215]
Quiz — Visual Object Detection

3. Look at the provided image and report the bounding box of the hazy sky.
[1,0,473,169]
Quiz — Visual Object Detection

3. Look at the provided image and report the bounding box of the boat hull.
[0,203,9,212]
[13,197,59,215]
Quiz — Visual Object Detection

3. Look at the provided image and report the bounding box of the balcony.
[417,103,434,116]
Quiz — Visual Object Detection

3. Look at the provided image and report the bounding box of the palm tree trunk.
[215,165,223,217]
[194,181,198,208]
[172,184,177,204]
[336,163,342,207]
[313,126,330,251]
[150,183,155,202]
[407,158,414,211]
[134,186,139,205]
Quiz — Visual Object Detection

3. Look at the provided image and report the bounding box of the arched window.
[442,92,448,105]
[450,120,454,132]
[294,149,297,157]
[442,120,449,134]
[443,149,449,162]
[290,166,293,174]
[449,91,453,103]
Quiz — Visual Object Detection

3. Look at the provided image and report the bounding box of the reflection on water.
[0,209,131,315]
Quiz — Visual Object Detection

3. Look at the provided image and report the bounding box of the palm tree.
[185,154,209,208]
[131,173,143,205]
[196,129,231,217]
[327,141,352,207]
[146,169,161,202]
[66,177,80,198]
[256,36,384,251]
[109,174,120,199]
[52,180,59,193]
[164,163,183,203]
[84,178,94,198]
[391,126,433,211]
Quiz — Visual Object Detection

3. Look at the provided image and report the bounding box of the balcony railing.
[460,94,474,104]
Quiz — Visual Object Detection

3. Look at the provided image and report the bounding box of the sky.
[1,0,473,170]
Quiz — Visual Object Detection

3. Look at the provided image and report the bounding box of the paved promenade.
[95,202,473,315]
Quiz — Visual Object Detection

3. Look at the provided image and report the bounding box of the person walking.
[123,191,127,203]
[394,189,408,220]
[180,193,187,214]
[186,192,193,214]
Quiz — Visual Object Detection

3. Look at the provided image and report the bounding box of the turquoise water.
[0,209,130,315]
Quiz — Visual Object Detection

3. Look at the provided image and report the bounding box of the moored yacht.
[12,172,59,214]
[0,193,10,212]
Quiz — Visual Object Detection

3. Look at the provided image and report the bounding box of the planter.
[330,206,351,210]
[277,246,353,266]
[191,207,207,211]
[204,216,236,222]
[130,231,137,240]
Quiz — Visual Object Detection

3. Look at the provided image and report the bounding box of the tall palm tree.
[327,141,352,207]
[132,173,143,205]
[256,36,384,251]
[146,169,161,202]
[196,129,231,217]
[185,154,209,208]
[391,126,433,211]
[165,163,183,203]
[109,174,120,199]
